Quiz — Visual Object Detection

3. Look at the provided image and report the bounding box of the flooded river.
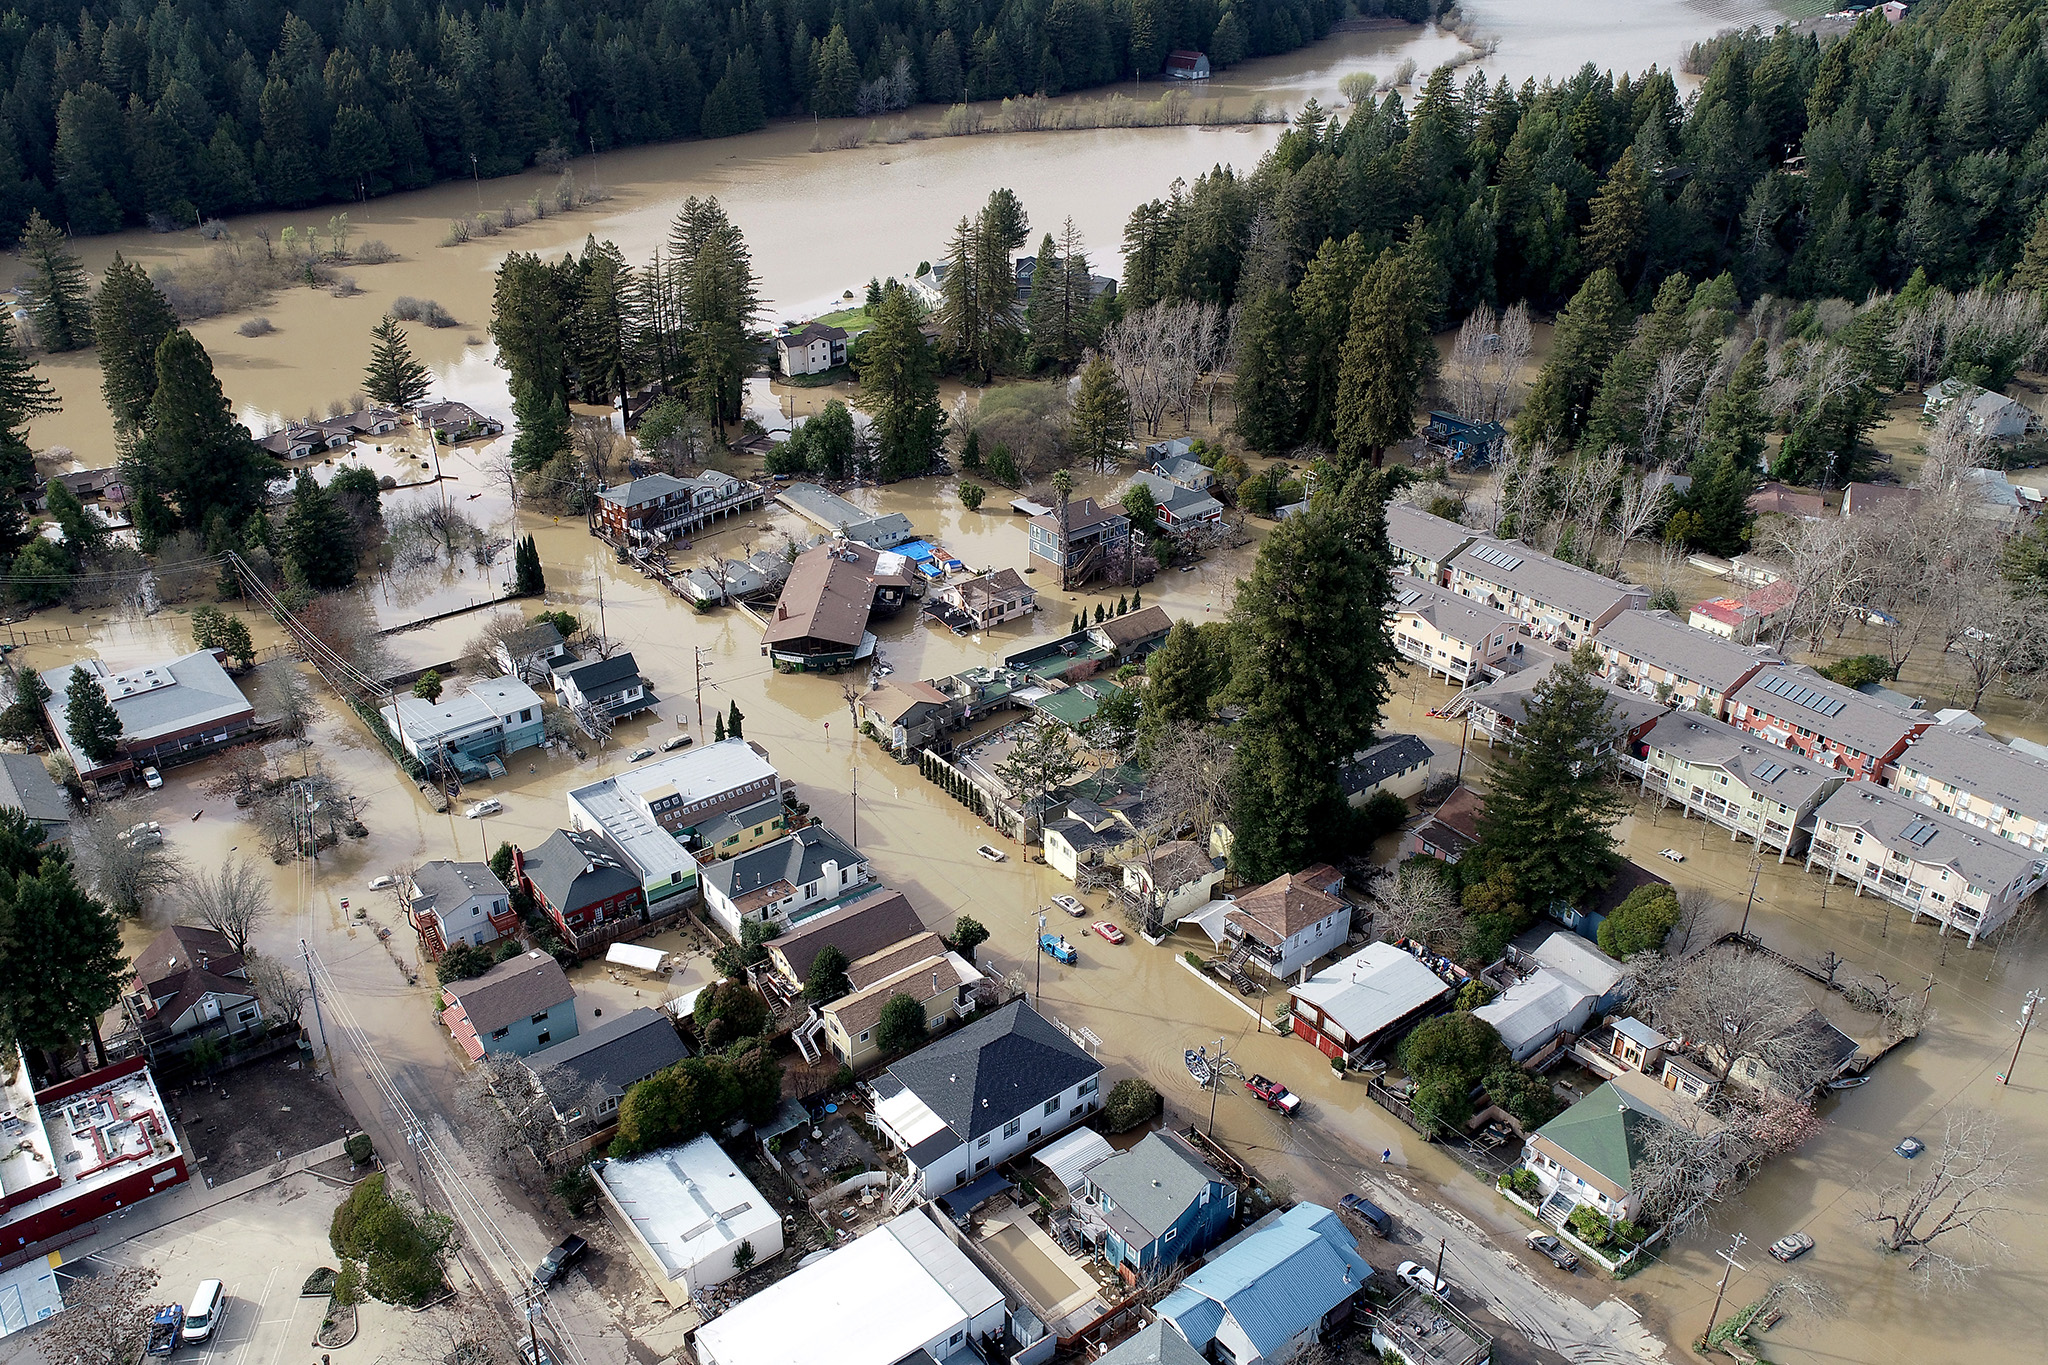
[39,5,2046,1364]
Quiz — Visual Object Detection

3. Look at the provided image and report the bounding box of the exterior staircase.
[887,1170,924,1215]
[1539,1191,1574,1229]
[1209,940,1258,995]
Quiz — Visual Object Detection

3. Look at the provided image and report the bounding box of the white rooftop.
[0,1050,52,1208]
[1,1063,181,1236]
[571,738,777,819]
[1474,968,1593,1057]
[692,1208,1002,1365]
[1035,1126,1115,1195]
[873,1081,951,1149]
[1525,929,1625,999]
[566,774,699,885]
[380,677,545,744]
[1289,942,1451,1042]
[594,1135,779,1287]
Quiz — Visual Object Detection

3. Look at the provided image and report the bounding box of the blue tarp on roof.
[892,539,938,561]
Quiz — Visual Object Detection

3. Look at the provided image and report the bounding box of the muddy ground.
[163,1054,359,1185]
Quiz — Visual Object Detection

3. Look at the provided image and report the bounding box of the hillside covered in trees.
[0,0,1355,241]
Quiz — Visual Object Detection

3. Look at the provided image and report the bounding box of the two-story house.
[492,620,575,683]
[775,322,850,376]
[1149,452,1213,491]
[1289,942,1455,1062]
[1219,866,1351,981]
[1087,605,1174,660]
[1726,666,1931,781]
[406,859,518,955]
[1592,609,1781,719]
[767,887,927,993]
[1338,734,1434,807]
[934,568,1037,631]
[1445,537,1648,644]
[441,950,578,1059]
[595,472,758,543]
[1028,497,1129,581]
[1884,725,2048,853]
[1081,1131,1236,1280]
[699,825,870,938]
[868,1000,1101,1195]
[1122,841,1225,928]
[1125,471,1225,533]
[1520,1070,1698,1224]
[1805,783,2048,945]
[127,925,263,1055]
[381,676,546,777]
[858,679,958,755]
[818,932,983,1068]
[1389,576,1520,683]
[692,796,794,861]
[1385,502,1479,583]
[569,738,782,846]
[514,828,649,947]
[1637,711,1846,859]
[1153,1205,1373,1365]
[552,653,656,724]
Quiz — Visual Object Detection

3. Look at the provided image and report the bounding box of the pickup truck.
[1245,1074,1302,1116]
[1039,934,1077,965]
[145,1304,185,1356]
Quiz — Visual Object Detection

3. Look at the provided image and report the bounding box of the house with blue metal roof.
[1153,1203,1373,1365]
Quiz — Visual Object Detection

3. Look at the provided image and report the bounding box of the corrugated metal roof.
[1159,1206,1369,1359]
[1035,1126,1114,1194]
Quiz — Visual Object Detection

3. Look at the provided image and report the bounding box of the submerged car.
[1895,1135,1925,1159]
[465,799,503,819]
[627,746,656,762]
[1769,1232,1815,1263]
[1091,921,1125,944]
[1051,894,1085,917]
[661,734,694,751]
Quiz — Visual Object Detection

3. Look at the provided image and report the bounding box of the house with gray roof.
[1386,502,1479,583]
[406,859,516,955]
[1150,454,1214,491]
[552,652,655,723]
[767,886,927,989]
[524,1006,688,1124]
[41,651,256,783]
[775,482,915,548]
[1805,783,2048,944]
[1390,574,1521,682]
[1094,1322,1209,1365]
[699,824,871,938]
[440,950,577,1059]
[493,621,573,682]
[1885,725,2048,853]
[1593,610,1782,719]
[514,828,647,950]
[868,1000,1102,1195]
[1338,733,1433,805]
[0,753,68,842]
[1466,656,1668,754]
[1126,471,1225,532]
[1727,665,1931,782]
[1637,710,1845,858]
[1081,1130,1236,1278]
[1446,537,1648,644]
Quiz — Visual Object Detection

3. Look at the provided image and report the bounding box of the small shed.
[606,942,670,975]
[1035,1126,1115,1196]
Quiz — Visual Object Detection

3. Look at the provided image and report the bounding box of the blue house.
[1085,1132,1235,1280]
[1154,1204,1373,1365]
[440,950,578,1060]
[382,677,547,778]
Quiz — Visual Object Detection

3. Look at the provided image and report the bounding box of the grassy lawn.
[815,306,872,330]
[782,365,854,388]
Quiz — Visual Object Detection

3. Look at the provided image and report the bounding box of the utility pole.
[1434,1237,1447,1292]
[695,646,706,734]
[1701,1232,1747,1349]
[1999,989,2040,1085]
[301,938,328,1065]
[597,571,607,641]
[1739,846,1764,938]
[1034,912,1046,1005]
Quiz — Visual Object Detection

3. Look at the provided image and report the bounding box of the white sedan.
[1052,895,1085,917]
[1395,1260,1455,1298]
[465,799,504,819]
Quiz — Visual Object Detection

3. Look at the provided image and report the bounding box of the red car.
[1091,920,1126,944]
[1245,1074,1302,1115]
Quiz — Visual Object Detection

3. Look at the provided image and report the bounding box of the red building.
[1726,666,1930,781]
[1,1055,188,1254]
[514,828,647,944]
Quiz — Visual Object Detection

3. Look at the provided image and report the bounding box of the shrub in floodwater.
[355,239,395,263]
[236,316,276,337]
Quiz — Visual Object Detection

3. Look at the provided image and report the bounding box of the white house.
[698,826,870,938]
[775,322,851,377]
[1214,865,1350,981]
[1474,931,1627,1064]
[593,1133,783,1307]
[1122,841,1224,922]
[868,1000,1101,1196]
[406,860,515,953]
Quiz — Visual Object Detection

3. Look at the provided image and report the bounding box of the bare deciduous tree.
[247,952,308,1025]
[1440,303,1531,424]
[178,855,271,955]
[1604,463,1675,575]
[1860,1108,2030,1290]
[37,1264,161,1365]
[1634,946,1816,1084]
[454,1053,563,1185]
[254,660,317,740]
[1368,863,1460,950]
[71,814,186,919]
[1633,1090,1823,1235]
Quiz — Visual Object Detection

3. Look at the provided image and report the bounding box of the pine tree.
[1232,287,1299,454]
[0,314,54,558]
[282,471,358,589]
[2016,211,2048,298]
[64,665,123,766]
[1334,252,1435,470]
[1022,232,1065,370]
[127,330,272,537]
[1700,338,1771,466]
[492,253,574,471]
[1515,269,1631,451]
[714,712,726,742]
[727,700,744,740]
[859,282,945,481]
[1473,646,1628,908]
[514,534,546,595]
[937,217,983,374]
[91,254,177,434]
[364,316,432,409]
[1068,356,1131,472]
[961,428,982,469]
[45,480,101,562]
[812,26,860,117]
[0,861,130,1062]
[19,211,92,352]
[1579,148,1646,281]
[669,197,761,434]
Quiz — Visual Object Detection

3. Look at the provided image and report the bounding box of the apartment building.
[1884,725,2048,853]
[1593,609,1781,719]
[1636,711,1846,859]
[1726,666,1931,781]
[1390,576,1520,683]
[1445,537,1647,644]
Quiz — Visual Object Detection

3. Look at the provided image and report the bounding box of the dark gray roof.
[1889,726,2048,832]
[772,887,927,982]
[409,860,506,917]
[1595,610,1781,693]
[500,621,566,658]
[1449,536,1647,624]
[703,825,864,902]
[446,951,575,1034]
[1469,657,1667,737]
[0,753,68,832]
[556,652,643,698]
[886,1000,1100,1143]
[1339,734,1432,796]
[522,827,640,913]
[600,473,691,508]
[1639,712,1837,809]
[1730,666,1927,760]
[1087,1131,1226,1244]
[1386,502,1479,567]
[1095,1322,1210,1365]
[526,1006,688,1106]
[692,795,788,849]
[1046,818,1117,853]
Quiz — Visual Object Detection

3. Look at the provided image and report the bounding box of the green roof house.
[1521,1071,1693,1222]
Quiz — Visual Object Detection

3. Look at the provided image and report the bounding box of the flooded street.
[29,3,2046,1362]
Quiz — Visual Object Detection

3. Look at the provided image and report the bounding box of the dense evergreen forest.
[0,0,1358,242]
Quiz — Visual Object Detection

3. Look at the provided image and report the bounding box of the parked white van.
[182,1280,225,1343]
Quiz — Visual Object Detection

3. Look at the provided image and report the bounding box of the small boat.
[1185,1048,1214,1089]
[1828,1075,1870,1090]
[976,844,1006,862]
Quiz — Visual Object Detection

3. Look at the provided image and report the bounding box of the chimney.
[511,845,526,879]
